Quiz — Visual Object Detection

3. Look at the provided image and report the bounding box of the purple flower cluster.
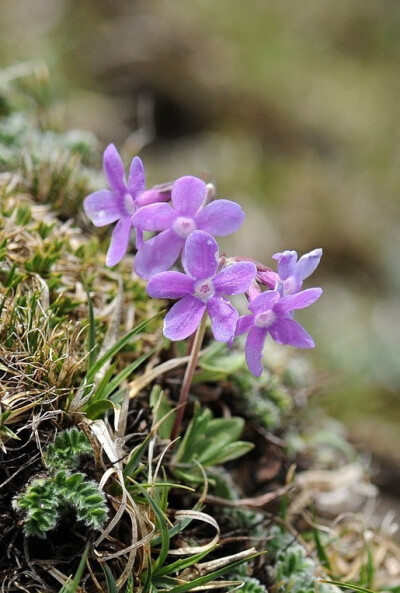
[84,145,323,376]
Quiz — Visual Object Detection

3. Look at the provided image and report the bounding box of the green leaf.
[86,289,97,371]
[102,564,119,593]
[59,545,89,593]
[167,553,260,593]
[85,314,160,384]
[200,441,254,466]
[85,399,119,420]
[101,349,155,400]
[133,482,170,572]
[318,580,377,593]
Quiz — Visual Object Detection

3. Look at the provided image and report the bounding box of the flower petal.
[213,262,257,295]
[171,176,206,216]
[206,296,238,342]
[134,230,183,279]
[131,203,176,231]
[182,230,219,280]
[164,295,206,341]
[235,314,255,337]
[294,248,323,281]
[128,156,145,196]
[245,327,268,377]
[147,272,195,299]
[106,217,132,267]
[103,144,126,193]
[268,318,315,348]
[248,290,280,314]
[272,250,297,280]
[84,190,123,227]
[136,187,171,207]
[195,199,244,236]
[274,288,323,315]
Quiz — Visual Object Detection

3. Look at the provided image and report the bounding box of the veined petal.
[183,230,219,280]
[147,272,195,299]
[245,327,268,377]
[248,290,280,314]
[274,288,323,315]
[171,176,206,216]
[213,261,257,295]
[84,190,123,227]
[294,248,323,281]
[134,230,183,279]
[272,250,297,280]
[235,315,255,337]
[103,144,126,193]
[136,187,171,207]
[164,295,206,341]
[128,156,145,196]
[195,199,244,236]
[206,296,238,342]
[106,217,132,267]
[268,318,315,348]
[131,203,176,231]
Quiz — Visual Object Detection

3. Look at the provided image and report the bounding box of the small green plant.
[13,429,108,538]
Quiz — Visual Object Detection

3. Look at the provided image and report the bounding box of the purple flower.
[147,231,257,342]
[235,287,322,377]
[83,144,170,267]
[272,248,322,295]
[132,176,245,279]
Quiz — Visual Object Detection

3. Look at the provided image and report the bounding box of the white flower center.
[124,193,136,216]
[194,278,215,302]
[173,216,196,238]
[254,310,276,328]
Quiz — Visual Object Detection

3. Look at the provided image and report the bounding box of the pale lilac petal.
[128,156,145,196]
[171,176,206,216]
[257,269,280,289]
[213,262,257,295]
[106,217,132,267]
[131,203,176,231]
[195,200,244,236]
[272,251,297,280]
[268,318,315,348]
[84,190,123,227]
[103,144,126,193]
[245,327,268,377]
[136,187,171,207]
[164,295,206,340]
[182,230,219,280]
[134,230,183,279]
[274,288,323,315]
[294,248,323,281]
[248,290,280,314]
[235,315,255,337]
[147,272,195,299]
[206,296,239,342]
[135,228,144,249]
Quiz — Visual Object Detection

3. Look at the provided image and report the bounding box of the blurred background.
[1,0,400,460]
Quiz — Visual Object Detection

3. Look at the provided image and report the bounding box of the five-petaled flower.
[132,176,244,279]
[235,287,322,377]
[273,248,322,296]
[83,144,169,267]
[147,230,257,342]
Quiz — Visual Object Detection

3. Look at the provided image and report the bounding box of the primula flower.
[273,248,322,295]
[147,230,257,342]
[235,287,322,377]
[132,176,244,279]
[83,144,169,266]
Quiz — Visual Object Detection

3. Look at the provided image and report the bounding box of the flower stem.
[171,313,207,441]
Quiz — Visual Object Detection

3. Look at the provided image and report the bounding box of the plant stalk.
[171,313,207,441]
